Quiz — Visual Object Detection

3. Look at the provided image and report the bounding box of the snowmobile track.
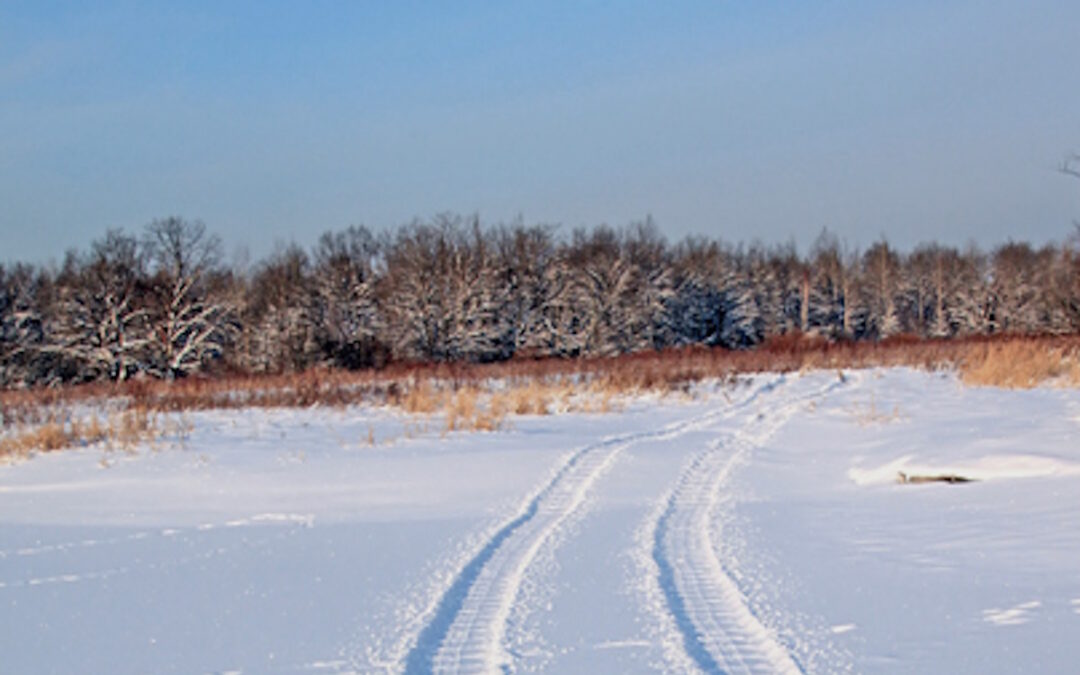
[403,377,783,675]
[650,375,849,674]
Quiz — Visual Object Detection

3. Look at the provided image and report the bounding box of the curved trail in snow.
[649,374,849,675]
[402,377,782,675]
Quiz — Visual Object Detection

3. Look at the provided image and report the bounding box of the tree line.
[1,214,1078,387]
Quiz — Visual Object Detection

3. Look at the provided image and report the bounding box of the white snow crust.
[2,368,1078,673]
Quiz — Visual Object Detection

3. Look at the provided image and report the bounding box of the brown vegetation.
[957,339,1080,388]
[2,333,1078,461]
[0,406,159,462]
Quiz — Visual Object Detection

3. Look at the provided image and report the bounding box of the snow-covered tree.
[6,214,1080,388]
[311,225,385,368]
[143,217,237,378]
[806,231,861,338]
[860,241,903,338]
[662,238,729,346]
[441,219,510,362]
[494,223,564,357]
[947,247,992,336]
[243,244,318,373]
[1043,233,1080,332]
[988,242,1042,334]
[562,225,659,356]
[760,244,800,338]
[380,222,445,361]
[46,231,153,381]
[380,216,508,362]
[720,276,760,347]
[0,264,52,387]
[623,219,675,350]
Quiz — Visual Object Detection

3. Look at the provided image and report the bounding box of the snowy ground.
[2,369,1079,674]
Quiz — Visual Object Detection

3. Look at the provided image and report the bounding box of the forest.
[1,214,1078,388]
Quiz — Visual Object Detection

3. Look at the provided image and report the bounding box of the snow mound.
[848,454,1080,486]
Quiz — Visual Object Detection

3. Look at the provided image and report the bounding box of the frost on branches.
[2,215,1079,386]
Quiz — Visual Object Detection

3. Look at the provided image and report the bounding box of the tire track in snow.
[402,377,782,675]
[649,374,849,674]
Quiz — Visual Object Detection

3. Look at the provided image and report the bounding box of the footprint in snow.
[982,601,1041,626]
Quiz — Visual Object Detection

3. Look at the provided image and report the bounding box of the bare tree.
[807,230,859,338]
[311,225,385,368]
[8,210,1080,389]
[764,243,803,337]
[47,231,153,381]
[380,218,462,361]
[1057,153,1080,330]
[988,242,1041,333]
[494,222,566,357]
[0,264,51,387]
[253,245,319,373]
[442,217,511,362]
[861,240,902,338]
[622,218,674,350]
[144,217,236,378]
[563,226,647,355]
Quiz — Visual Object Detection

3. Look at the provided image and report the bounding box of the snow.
[1,368,1079,673]
[848,454,1080,486]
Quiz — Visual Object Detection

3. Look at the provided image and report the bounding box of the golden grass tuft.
[504,380,556,416]
[443,386,507,434]
[0,406,159,461]
[959,340,1080,389]
[579,378,625,413]
[472,395,508,432]
[108,406,158,451]
[399,381,444,414]
[444,387,479,432]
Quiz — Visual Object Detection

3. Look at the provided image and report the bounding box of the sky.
[3,1,1080,265]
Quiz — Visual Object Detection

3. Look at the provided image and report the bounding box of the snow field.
[1,368,1079,673]
[730,369,1080,673]
[404,376,789,674]
[644,374,846,675]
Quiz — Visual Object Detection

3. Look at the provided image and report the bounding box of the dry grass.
[0,333,1038,425]
[443,386,509,433]
[443,387,479,432]
[502,380,558,416]
[959,339,1080,388]
[0,420,75,458]
[0,406,160,462]
[473,394,509,432]
[398,381,444,414]
[3,333,1079,459]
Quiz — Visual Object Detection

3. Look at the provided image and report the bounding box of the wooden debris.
[897,471,976,485]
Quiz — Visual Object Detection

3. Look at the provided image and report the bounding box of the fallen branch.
[897,471,976,485]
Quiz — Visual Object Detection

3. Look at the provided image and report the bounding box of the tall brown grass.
[398,381,444,414]
[0,406,160,461]
[442,386,510,433]
[958,339,1080,388]
[3,333,1078,460]
[502,380,559,416]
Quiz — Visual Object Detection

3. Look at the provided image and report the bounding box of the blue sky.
[3,1,1079,264]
